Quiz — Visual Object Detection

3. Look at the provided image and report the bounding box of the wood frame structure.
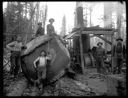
[65,26,118,73]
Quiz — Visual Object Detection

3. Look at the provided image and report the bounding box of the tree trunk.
[116,2,122,38]
[104,2,112,52]
[76,2,85,74]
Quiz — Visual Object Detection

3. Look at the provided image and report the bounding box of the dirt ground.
[3,67,125,96]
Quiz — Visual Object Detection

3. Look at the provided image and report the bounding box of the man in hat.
[6,36,26,78]
[47,18,55,35]
[35,22,44,37]
[95,42,106,73]
[33,50,52,91]
[113,37,126,74]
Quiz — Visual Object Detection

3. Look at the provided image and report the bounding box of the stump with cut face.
[20,34,70,84]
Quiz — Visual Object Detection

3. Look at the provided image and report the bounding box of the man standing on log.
[6,36,26,78]
[35,22,44,37]
[96,42,106,74]
[47,18,55,35]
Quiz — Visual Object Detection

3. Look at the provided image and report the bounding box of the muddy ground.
[3,67,126,96]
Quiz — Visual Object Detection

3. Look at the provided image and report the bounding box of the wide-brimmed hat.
[97,42,103,46]
[38,22,42,25]
[49,18,55,22]
[116,37,123,41]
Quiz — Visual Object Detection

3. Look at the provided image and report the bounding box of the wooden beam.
[82,31,114,35]
[79,29,85,74]
[65,32,77,39]
[66,30,116,39]
[111,34,113,72]
[95,35,112,45]
[71,27,117,32]
[76,4,85,74]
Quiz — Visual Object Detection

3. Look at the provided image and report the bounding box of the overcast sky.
[3,2,124,34]
[43,2,76,34]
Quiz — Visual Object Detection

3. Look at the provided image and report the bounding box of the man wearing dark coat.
[35,22,44,37]
[47,18,55,35]
[96,42,106,73]
[113,37,126,74]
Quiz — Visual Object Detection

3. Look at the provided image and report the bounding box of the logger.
[19,33,70,84]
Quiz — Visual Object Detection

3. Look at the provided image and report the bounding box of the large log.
[20,34,70,83]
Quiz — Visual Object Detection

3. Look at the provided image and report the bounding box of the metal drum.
[20,34,70,83]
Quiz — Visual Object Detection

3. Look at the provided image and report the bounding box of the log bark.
[20,34,70,83]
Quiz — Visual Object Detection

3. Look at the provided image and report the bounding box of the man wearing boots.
[33,50,52,91]
[113,37,126,74]
[6,36,26,78]
[96,42,106,74]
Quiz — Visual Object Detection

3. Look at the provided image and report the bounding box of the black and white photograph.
[3,1,126,96]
